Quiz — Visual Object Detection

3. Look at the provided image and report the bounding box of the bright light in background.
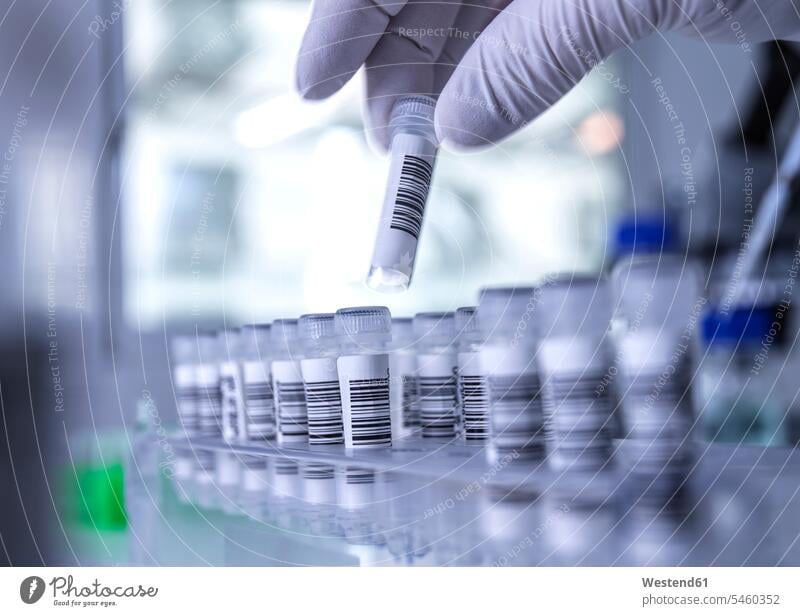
[234,93,343,149]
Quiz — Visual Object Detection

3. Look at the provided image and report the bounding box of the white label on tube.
[389,350,418,441]
[538,337,614,468]
[271,359,308,444]
[479,344,544,461]
[242,360,275,441]
[195,363,221,437]
[219,360,243,443]
[173,365,197,432]
[417,351,458,438]
[370,134,436,276]
[337,354,392,449]
[457,351,489,441]
[300,357,344,445]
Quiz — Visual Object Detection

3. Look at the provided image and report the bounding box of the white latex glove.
[296,1,800,149]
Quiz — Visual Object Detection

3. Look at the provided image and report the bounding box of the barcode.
[401,375,420,427]
[419,375,457,438]
[220,374,239,437]
[275,381,308,439]
[196,383,222,437]
[488,373,545,459]
[389,155,433,239]
[245,379,275,440]
[348,377,391,446]
[304,379,344,445]
[543,371,614,466]
[176,386,198,431]
[460,374,489,440]
[621,356,693,440]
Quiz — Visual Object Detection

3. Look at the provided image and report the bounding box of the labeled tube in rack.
[366,96,438,293]
[298,313,344,445]
[240,323,275,442]
[388,317,419,441]
[414,312,459,439]
[536,276,615,470]
[218,327,244,444]
[271,319,309,444]
[455,306,489,442]
[477,286,545,463]
[335,306,393,449]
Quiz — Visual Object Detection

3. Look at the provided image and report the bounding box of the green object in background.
[66,461,128,531]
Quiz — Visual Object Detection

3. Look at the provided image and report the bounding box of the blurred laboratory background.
[1,0,800,566]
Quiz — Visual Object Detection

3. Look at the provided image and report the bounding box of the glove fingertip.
[434,90,512,150]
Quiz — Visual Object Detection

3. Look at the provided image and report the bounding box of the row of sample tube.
[170,255,704,477]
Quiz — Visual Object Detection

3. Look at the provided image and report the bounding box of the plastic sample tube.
[388,317,419,441]
[170,334,199,436]
[218,327,244,444]
[298,313,344,445]
[611,255,703,476]
[367,96,438,293]
[240,324,275,442]
[334,306,393,449]
[414,312,458,438]
[196,331,223,438]
[536,276,614,470]
[270,319,309,444]
[455,306,490,442]
[477,286,545,463]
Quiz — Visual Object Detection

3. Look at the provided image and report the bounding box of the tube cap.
[390,96,436,127]
[170,334,196,363]
[455,306,479,342]
[240,323,271,356]
[537,275,611,339]
[391,317,415,347]
[271,319,298,342]
[476,286,538,342]
[197,330,220,362]
[298,313,336,342]
[413,312,455,347]
[335,306,392,340]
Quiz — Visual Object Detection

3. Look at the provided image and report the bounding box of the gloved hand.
[296,0,800,149]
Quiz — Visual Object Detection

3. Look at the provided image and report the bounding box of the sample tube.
[477,286,545,463]
[270,319,308,444]
[536,276,615,470]
[334,306,393,449]
[611,255,703,477]
[298,313,344,445]
[170,334,198,436]
[366,96,438,292]
[218,327,244,444]
[388,317,419,441]
[414,312,458,438]
[196,331,223,438]
[240,324,275,442]
[455,306,490,442]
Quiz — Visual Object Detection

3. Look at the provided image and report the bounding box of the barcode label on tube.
[272,359,308,443]
[242,360,275,440]
[417,352,458,438]
[389,155,433,239]
[301,357,345,445]
[338,354,392,449]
